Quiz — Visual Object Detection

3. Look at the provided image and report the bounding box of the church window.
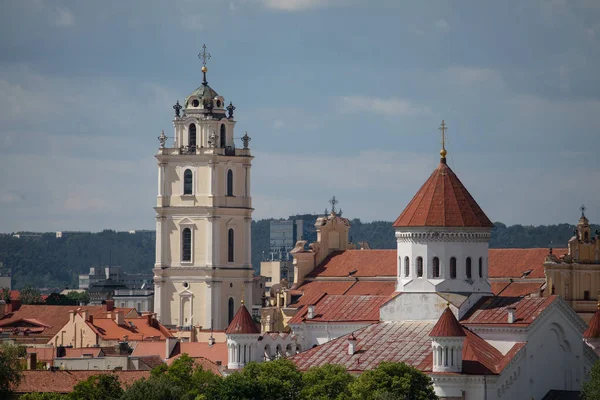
[192,99,199,107]
[417,257,423,277]
[433,257,440,278]
[183,169,193,195]
[450,257,456,279]
[584,291,590,300]
[585,231,590,241]
[220,124,226,148]
[228,228,234,262]
[189,124,197,147]
[466,257,472,279]
[182,228,192,262]
[228,297,234,324]
[444,347,448,366]
[404,256,410,277]
[216,100,222,108]
[227,170,233,196]
[478,257,483,278]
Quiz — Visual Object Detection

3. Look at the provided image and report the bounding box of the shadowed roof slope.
[225,305,259,334]
[393,161,493,228]
[584,308,600,339]
[430,307,466,337]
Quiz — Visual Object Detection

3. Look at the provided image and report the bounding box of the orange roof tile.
[307,250,396,278]
[491,282,543,297]
[132,341,167,358]
[429,308,466,337]
[169,342,228,366]
[289,295,389,325]
[87,317,170,341]
[461,296,556,327]
[13,370,150,394]
[291,321,523,375]
[343,281,397,296]
[584,309,600,338]
[225,305,259,334]
[393,161,493,228]
[489,248,567,279]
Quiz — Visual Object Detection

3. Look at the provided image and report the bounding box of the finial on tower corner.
[198,44,211,85]
[439,120,448,163]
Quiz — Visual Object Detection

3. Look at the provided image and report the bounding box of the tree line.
[1,221,596,289]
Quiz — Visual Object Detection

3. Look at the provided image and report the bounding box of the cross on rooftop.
[329,196,339,214]
[581,204,587,217]
[198,44,211,66]
[439,120,448,159]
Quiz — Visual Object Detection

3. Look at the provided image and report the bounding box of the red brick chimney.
[9,299,21,313]
[104,299,114,312]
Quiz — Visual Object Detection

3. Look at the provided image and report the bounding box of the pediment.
[179,217,195,226]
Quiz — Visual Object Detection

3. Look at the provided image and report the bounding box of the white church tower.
[392,121,493,296]
[153,46,254,330]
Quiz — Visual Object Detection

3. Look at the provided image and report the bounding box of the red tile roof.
[491,282,543,297]
[393,161,493,228]
[307,250,396,278]
[291,321,522,375]
[489,248,567,279]
[584,309,600,339]
[132,341,166,358]
[225,305,259,334]
[461,296,556,327]
[429,308,466,337]
[168,342,228,367]
[289,295,390,325]
[86,316,170,341]
[344,281,397,296]
[13,370,150,394]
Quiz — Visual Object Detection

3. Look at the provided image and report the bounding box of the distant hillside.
[1,221,596,289]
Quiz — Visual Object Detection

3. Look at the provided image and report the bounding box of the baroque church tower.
[153,47,254,330]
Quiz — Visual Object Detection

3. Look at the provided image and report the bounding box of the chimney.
[9,299,21,313]
[56,345,66,358]
[27,352,37,370]
[507,307,516,324]
[69,310,76,322]
[347,334,357,355]
[208,335,215,347]
[114,310,124,326]
[165,337,179,359]
[88,315,94,324]
[0,300,5,319]
[307,304,315,319]
[146,314,153,327]
[105,299,114,312]
[81,310,89,322]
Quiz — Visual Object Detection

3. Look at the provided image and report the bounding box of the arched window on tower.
[228,228,234,262]
[478,257,483,278]
[188,124,196,147]
[450,257,457,279]
[182,228,192,262]
[433,257,440,278]
[466,257,472,279]
[220,124,226,148]
[183,169,193,195]
[404,256,410,277]
[228,297,234,324]
[227,170,233,196]
[417,257,423,277]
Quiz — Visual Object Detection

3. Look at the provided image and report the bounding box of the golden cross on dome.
[241,283,245,306]
[581,204,587,217]
[329,196,339,214]
[198,44,211,84]
[439,120,448,159]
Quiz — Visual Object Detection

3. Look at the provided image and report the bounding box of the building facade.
[153,54,255,330]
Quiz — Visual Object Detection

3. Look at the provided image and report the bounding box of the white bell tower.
[153,46,254,330]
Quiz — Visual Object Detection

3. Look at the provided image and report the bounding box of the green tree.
[0,287,10,303]
[583,359,600,400]
[69,374,123,400]
[301,364,354,400]
[20,393,67,400]
[19,285,42,305]
[208,359,303,400]
[0,343,23,398]
[45,293,73,305]
[66,291,90,305]
[347,362,437,400]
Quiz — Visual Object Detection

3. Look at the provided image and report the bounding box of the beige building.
[544,210,600,322]
[153,54,255,330]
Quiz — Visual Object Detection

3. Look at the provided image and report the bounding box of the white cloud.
[53,8,74,27]
[260,0,325,11]
[336,96,433,117]
[181,13,203,30]
[435,19,449,31]
[447,67,503,87]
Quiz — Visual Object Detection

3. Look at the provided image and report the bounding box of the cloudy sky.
[1,0,599,232]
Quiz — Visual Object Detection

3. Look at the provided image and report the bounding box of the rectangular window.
[584,291,590,301]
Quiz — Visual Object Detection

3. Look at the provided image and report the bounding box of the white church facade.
[153,49,255,330]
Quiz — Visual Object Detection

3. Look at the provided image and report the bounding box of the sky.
[1,0,599,233]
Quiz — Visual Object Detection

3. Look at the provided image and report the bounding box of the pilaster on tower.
[152,47,255,330]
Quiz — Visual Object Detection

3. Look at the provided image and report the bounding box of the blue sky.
[1,0,599,232]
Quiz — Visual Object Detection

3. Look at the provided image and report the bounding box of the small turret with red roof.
[430,306,466,373]
[226,301,260,370]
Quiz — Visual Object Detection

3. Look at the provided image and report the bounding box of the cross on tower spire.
[581,204,587,218]
[329,196,339,214]
[198,44,211,85]
[439,120,448,162]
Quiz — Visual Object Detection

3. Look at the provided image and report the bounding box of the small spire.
[438,120,448,163]
[581,204,587,218]
[198,44,211,85]
[241,283,245,306]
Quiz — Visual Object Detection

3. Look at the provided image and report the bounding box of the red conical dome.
[430,307,466,337]
[393,161,493,228]
[225,304,260,334]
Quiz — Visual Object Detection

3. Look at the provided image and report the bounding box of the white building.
[153,50,255,330]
